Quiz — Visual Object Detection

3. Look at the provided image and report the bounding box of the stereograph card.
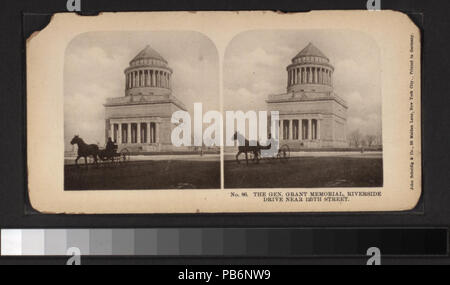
[26,10,421,213]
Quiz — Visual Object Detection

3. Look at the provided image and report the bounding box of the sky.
[64,31,219,149]
[223,29,382,137]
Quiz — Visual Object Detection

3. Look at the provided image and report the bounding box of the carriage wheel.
[119,148,130,163]
[278,145,290,162]
[236,151,258,164]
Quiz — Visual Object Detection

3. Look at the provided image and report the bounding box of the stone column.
[148,70,152,87]
[317,120,321,140]
[287,70,290,86]
[137,122,141,144]
[308,119,312,140]
[127,123,131,144]
[278,120,281,141]
[155,123,159,143]
[118,123,122,144]
[149,70,152,86]
[147,122,151,144]
[300,120,304,140]
[109,123,113,143]
[137,71,140,87]
[151,70,154,87]
[289,120,293,140]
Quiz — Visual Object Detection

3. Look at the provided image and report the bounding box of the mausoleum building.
[266,43,348,148]
[104,45,187,151]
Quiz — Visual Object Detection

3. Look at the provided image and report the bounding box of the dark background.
[0,0,448,264]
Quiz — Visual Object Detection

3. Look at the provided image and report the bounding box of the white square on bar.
[1,229,23,256]
[21,229,45,255]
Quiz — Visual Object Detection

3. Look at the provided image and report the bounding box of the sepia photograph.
[63,31,220,190]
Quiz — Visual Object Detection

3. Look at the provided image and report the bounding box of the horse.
[70,135,99,167]
[232,132,264,165]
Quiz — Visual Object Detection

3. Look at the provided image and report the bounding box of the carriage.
[98,145,130,164]
[232,132,290,165]
[70,135,130,166]
[236,143,290,164]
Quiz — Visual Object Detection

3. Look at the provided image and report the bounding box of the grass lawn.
[65,160,220,190]
[224,156,383,188]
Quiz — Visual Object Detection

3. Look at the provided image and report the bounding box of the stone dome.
[286,42,334,93]
[293,42,329,62]
[130,45,168,67]
[124,45,172,97]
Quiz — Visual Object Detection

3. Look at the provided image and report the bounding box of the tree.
[365,134,377,147]
[349,129,362,147]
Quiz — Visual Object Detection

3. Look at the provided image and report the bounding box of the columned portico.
[278,116,321,143]
[109,118,162,146]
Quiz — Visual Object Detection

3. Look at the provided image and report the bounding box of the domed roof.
[293,42,328,60]
[131,45,167,63]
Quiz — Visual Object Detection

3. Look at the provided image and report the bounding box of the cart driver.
[106,137,117,156]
